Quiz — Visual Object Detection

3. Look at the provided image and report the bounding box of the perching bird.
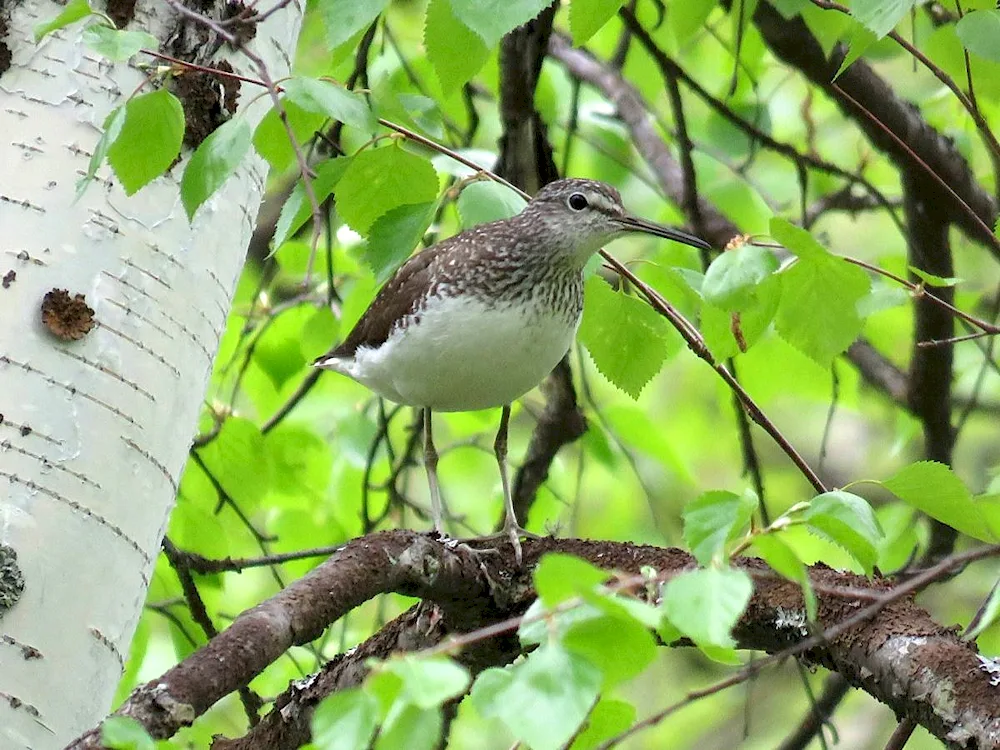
[314,178,710,560]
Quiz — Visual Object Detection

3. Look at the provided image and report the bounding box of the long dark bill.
[616,214,711,251]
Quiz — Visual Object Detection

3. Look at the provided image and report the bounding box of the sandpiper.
[315,178,710,559]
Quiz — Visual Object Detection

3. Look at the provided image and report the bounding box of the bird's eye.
[568,193,588,211]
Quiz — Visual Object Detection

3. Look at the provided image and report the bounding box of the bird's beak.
[616,214,712,251]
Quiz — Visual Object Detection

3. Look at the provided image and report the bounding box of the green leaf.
[82,25,158,60]
[683,490,758,565]
[34,0,92,40]
[450,0,553,46]
[319,0,389,49]
[965,580,1000,640]
[700,276,780,359]
[570,698,636,750]
[804,491,883,575]
[197,418,270,511]
[470,644,601,750]
[909,266,963,287]
[425,0,490,93]
[100,717,154,750]
[770,218,870,365]
[769,0,808,18]
[274,158,351,249]
[456,181,527,229]
[580,277,680,399]
[669,0,717,41]
[701,245,780,311]
[265,426,333,497]
[365,202,437,283]
[78,105,126,198]
[180,118,252,220]
[534,554,609,605]
[381,655,471,709]
[253,102,325,172]
[849,0,915,38]
[282,77,376,133]
[334,145,440,234]
[881,461,994,541]
[570,0,624,44]
[751,534,817,621]
[563,612,657,688]
[582,589,662,630]
[662,567,752,654]
[769,217,829,261]
[834,23,878,79]
[956,9,1000,62]
[312,689,378,750]
[106,89,185,196]
[375,704,440,750]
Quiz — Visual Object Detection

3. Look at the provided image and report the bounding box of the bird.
[314,178,711,560]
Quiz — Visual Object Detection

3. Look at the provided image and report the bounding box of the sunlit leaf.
[751,533,817,621]
[100,717,154,750]
[282,77,376,133]
[106,89,185,195]
[563,612,657,688]
[312,689,378,750]
[701,244,779,311]
[35,0,92,40]
[570,0,624,44]
[534,553,609,605]
[181,118,252,220]
[881,461,995,542]
[470,644,601,750]
[450,0,553,46]
[909,267,963,287]
[771,218,870,365]
[570,698,636,750]
[425,0,490,92]
[334,145,440,234]
[662,567,753,653]
[849,0,915,38]
[456,181,527,228]
[82,25,158,60]
[365,201,437,282]
[683,489,758,565]
[319,0,389,49]
[804,491,883,575]
[580,277,680,399]
[956,10,1000,63]
[274,157,351,250]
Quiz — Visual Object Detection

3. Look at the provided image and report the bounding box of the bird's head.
[519,178,710,265]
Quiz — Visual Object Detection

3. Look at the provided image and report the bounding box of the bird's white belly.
[350,295,578,411]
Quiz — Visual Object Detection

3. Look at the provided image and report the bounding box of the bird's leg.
[494,404,539,565]
[423,408,445,535]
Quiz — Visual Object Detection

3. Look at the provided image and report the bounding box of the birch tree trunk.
[0,2,302,745]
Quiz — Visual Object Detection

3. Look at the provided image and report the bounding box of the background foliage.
[55,0,1000,747]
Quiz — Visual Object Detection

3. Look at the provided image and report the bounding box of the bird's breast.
[352,285,582,412]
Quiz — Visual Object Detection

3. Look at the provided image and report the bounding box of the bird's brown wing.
[318,240,452,360]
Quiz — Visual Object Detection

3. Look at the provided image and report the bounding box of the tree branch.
[69,533,1000,749]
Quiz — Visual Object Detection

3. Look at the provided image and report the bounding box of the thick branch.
[903,171,957,558]
[71,533,1000,749]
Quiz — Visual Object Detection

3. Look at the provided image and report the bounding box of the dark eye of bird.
[568,193,588,211]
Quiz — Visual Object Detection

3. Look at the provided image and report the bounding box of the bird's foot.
[471,524,541,567]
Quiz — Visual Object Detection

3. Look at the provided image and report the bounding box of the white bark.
[0,1,302,746]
